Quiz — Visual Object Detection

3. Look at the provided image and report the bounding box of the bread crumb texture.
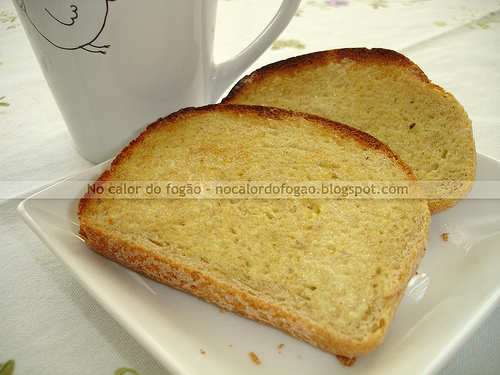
[79,105,430,358]
[223,48,476,213]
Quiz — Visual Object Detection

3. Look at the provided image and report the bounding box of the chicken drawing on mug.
[15,0,116,54]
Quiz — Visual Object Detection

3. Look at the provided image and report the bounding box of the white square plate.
[18,153,500,375]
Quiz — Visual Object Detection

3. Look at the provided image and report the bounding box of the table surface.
[1,0,499,374]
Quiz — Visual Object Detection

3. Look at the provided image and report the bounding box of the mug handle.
[209,0,301,102]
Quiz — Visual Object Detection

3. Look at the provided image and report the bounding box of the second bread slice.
[222,48,476,213]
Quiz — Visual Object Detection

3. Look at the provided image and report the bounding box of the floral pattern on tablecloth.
[0,360,15,375]
[271,0,500,51]
[0,360,141,375]
[0,10,19,29]
[0,10,20,108]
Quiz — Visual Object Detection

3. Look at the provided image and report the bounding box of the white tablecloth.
[1,0,499,374]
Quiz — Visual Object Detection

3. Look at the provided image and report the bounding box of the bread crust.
[222,48,476,214]
[78,104,430,360]
[79,104,420,206]
[223,48,431,103]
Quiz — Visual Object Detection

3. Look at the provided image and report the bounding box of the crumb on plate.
[336,355,356,366]
[249,351,261,365]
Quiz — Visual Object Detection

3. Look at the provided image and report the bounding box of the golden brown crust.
[79,104,420,208]
[222,48,430,104]
[80,104,419,213]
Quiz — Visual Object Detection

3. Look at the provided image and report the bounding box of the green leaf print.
[0,360,15,375]
[115,368,140,375]
[0,11,19,30]
[0,96,10,107]
[272,39,306,51]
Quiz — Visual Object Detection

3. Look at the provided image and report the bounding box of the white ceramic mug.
[14,0,301,163]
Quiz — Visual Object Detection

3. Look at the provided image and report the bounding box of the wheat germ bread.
[78,104,430,362]
[222,48,476,213]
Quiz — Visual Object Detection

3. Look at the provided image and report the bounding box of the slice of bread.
[222,48,476,213]
[78,104,430,360]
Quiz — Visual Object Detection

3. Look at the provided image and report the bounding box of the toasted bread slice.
[78,104,430,360]
[222,48,476,213]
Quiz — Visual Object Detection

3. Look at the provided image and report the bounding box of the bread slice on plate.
[222,48,476,214]
[78,104,430,362]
